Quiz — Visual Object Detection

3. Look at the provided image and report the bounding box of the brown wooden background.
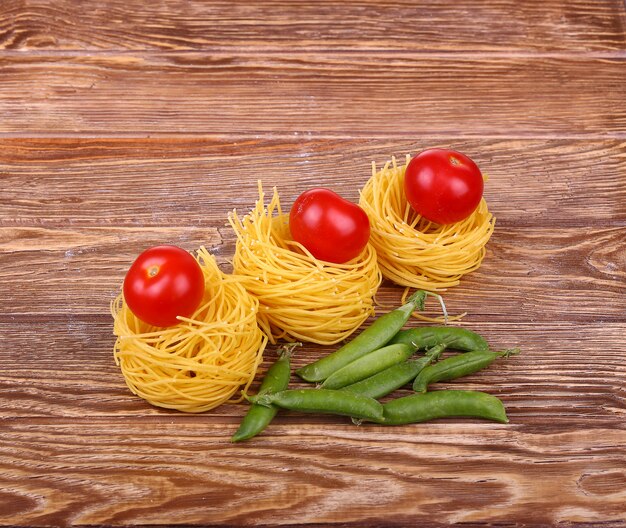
[1,1,625,526]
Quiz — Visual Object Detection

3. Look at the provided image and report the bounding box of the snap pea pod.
[370,390,509,425]
[231,344,296,443]
[412,348,520,393]
[389,326,489,353]
[296,290,429,383]
[248,389,384,422]
[339,343,447,399]
[320,343,413,390]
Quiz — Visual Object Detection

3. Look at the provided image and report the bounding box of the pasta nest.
[111,247,267,413]
[228,184,382,345]
[359,156,495,290]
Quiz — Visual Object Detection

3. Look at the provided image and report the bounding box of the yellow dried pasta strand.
[360,157,495,290]
[111,248,266,413]
[228,183,382,345]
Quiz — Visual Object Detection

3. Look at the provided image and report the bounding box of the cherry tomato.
[123,245,205,327]
[289,188,370,264]
[404,148,484,224]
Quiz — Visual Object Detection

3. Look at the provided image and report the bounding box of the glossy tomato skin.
[289,188,370,264]
[404,148,484,224]
[123,245,205,327]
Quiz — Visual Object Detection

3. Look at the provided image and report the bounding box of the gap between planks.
[1,132,626,140]
[1,49,626,58]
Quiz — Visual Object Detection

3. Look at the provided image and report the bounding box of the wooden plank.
[0,54,625,136]
[0,226,223,319]
[1,138,624,227]
[0,225,624,320]
[1,3,624,526]
[1,418,624,525]
[1,0,625,52]
[0,319,624,419]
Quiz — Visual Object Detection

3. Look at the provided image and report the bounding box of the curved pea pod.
[339,343,446,399]
[374,390,509,425]
[389,326,489,353]
[412,348,520,393]
[295,290,429,383]
[248,389,384,422]
[231,345,296,443]
[320,343,413,390]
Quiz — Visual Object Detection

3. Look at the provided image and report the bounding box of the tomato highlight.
[123,245,205,327]
[404,148,484,225]
[289,188,370,264]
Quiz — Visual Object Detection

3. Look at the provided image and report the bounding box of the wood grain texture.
[1,320,624,420]
[1,0,626,525]
[1,138,624,227]
[1,420,625,526]
[1,225,624,321]
[2,0,626,52]
[1,54,625,136]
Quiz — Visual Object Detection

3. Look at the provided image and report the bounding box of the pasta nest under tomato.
[111,248,267,413]
[228,183,382,345]
[359,156,495,290]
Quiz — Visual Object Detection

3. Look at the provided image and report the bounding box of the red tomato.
[123,245,205,327]
[289,188,370,264]
[404,148,484,224]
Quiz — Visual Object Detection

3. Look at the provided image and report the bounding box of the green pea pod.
[231,344,296,442]
[340,343,446,399]
[373,390,509,425]
[412,348,520,393]
[320,343,413,390]
[389,326,489,353]
[296,290,429,383]
[248,389,384,422]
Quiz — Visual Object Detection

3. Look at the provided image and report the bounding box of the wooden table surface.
[1,1,625,526]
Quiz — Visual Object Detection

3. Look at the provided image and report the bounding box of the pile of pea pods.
[232,290,519,442]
